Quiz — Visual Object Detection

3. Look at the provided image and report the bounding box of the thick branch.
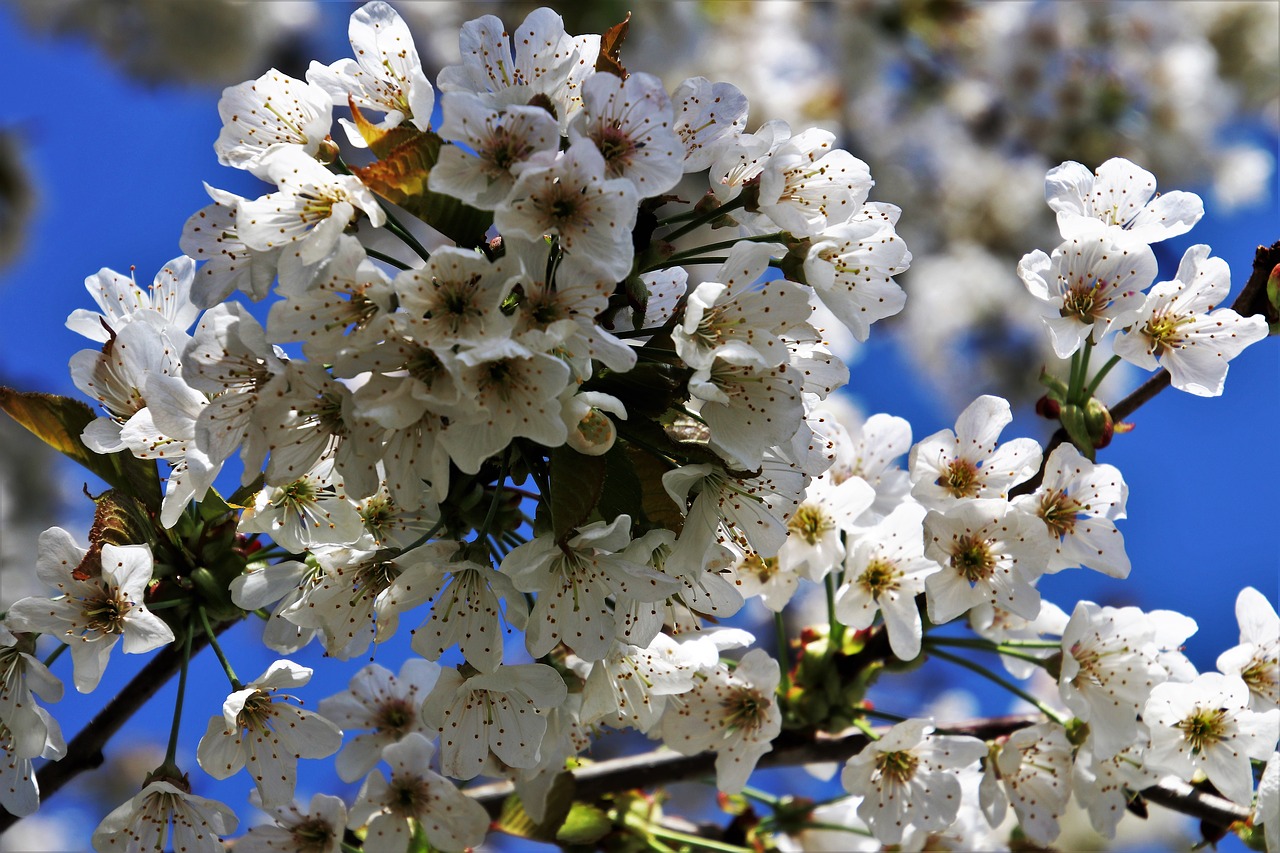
[0,619,238,834]
[466,713,1252,832]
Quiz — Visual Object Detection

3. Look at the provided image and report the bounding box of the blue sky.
[0,4,1275,849]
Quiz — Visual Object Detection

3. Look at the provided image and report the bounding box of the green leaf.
[621,441,685,534]
[556,803,613,846]
[549,446,607,542]
[599,441,645,525]
[0,387,161,507]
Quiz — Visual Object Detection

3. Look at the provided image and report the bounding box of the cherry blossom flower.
[923,498,1050,624]
[215,68,333,175]
[503,515,681,661]
[91,777,237,853]
[673,241,811,371]
[236,791,347,853]
[318,658,441,782]
[1017,232,1158,358]
[836,500,937,661]
[827,412,912,524]
[307,1,434,139]
[229,558,321,655]
[909,395,1041,511]
[6,535,174,693]
[777,473,874,582]
[1259,752,1279,853]
[181,184,282,308]
[578,632,717,734]
[237,146,386,265]
[804,203,911,342]
[0,628,63,763]
[431,94,561,209]
[437,7,599,131]
[421,663,569,780]
[238,457,365,554]
[756,126,874,236]
[196,660,342,807]
[840,718,986,845]
[981,722,1073,846]
[1072,730,1161,839]
[495,139,638,282]
[1058,601,1167,759]
[569,71,683,197]
[1114,243,1268,396]
[0,715,60,818]
[1013,442,1130,577]
[1216,586,1279,712]
[1143,671,1280,805]
[671,76,749,173]
[348,733,489,853]
[383,541,525,674]
[691,359,804,471]
[1045,157,1204,243]
[659,648,781,793]
[66,255,199,343]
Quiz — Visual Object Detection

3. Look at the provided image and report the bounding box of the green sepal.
[556,803,613,846]
[1058,403,1095,461]
[1038,368,1069,400]
[0,387,161,508]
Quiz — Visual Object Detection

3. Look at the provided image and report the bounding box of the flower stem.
[825,573,844,650]
[643,255,729,272]
[365,247,412,270]
[774,611,792,696]
[927,646,1067,725]
[660,232,786,267]
[926,636,1061,651]
[739,785,782,808]
[199,606,241,691]
[1086,354,1122,397]
[852,716,880,740]
[163,626,194,766]
[624,812,753,853]
[41,642,67,669]
[660,194,749,243]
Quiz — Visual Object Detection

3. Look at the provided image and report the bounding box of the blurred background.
[0,1,1275,849]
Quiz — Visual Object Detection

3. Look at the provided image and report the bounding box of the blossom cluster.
[0,3,1274,851]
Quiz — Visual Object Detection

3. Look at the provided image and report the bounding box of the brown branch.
[466,713,1252,832]
[0,618,238,835]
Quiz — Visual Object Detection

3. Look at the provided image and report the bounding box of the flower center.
[82,589,132,635]
[1142,311,1191,356]
[722,686,770,735]
[950,534,996,582]
[938,457,981,498]
[1037,488,1083,538]
[858,557,901,598]
[875,749,920,785]
[1175,706,1231,755]
[374,697,417,737]
[787,504,829,545]
[1060,275,1108,322]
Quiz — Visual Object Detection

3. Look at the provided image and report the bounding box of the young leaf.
[596,13,632,79]
[0,387,161,507]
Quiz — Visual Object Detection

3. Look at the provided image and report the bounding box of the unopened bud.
[1035,394,1061,419]
[1084,398,1114,449]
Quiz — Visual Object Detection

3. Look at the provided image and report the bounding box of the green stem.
[858,707,910,724]
[825,573,844,650]
[774,611,792,696]
[199,606,241,691]
[1086,354,1123,397]
[477,450,511,544]
[365,247,412,270]
[661,232,786,266]
[927,646,1067,725]
[738,785,782,808]
[660,194,749,243]
[398,517,448,555]
[926,636,1061,651]
[41,643,67,669]
[852,716,880,740]
[163,626,194,766]
[643,255,728,273]
[626,815,753,853]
